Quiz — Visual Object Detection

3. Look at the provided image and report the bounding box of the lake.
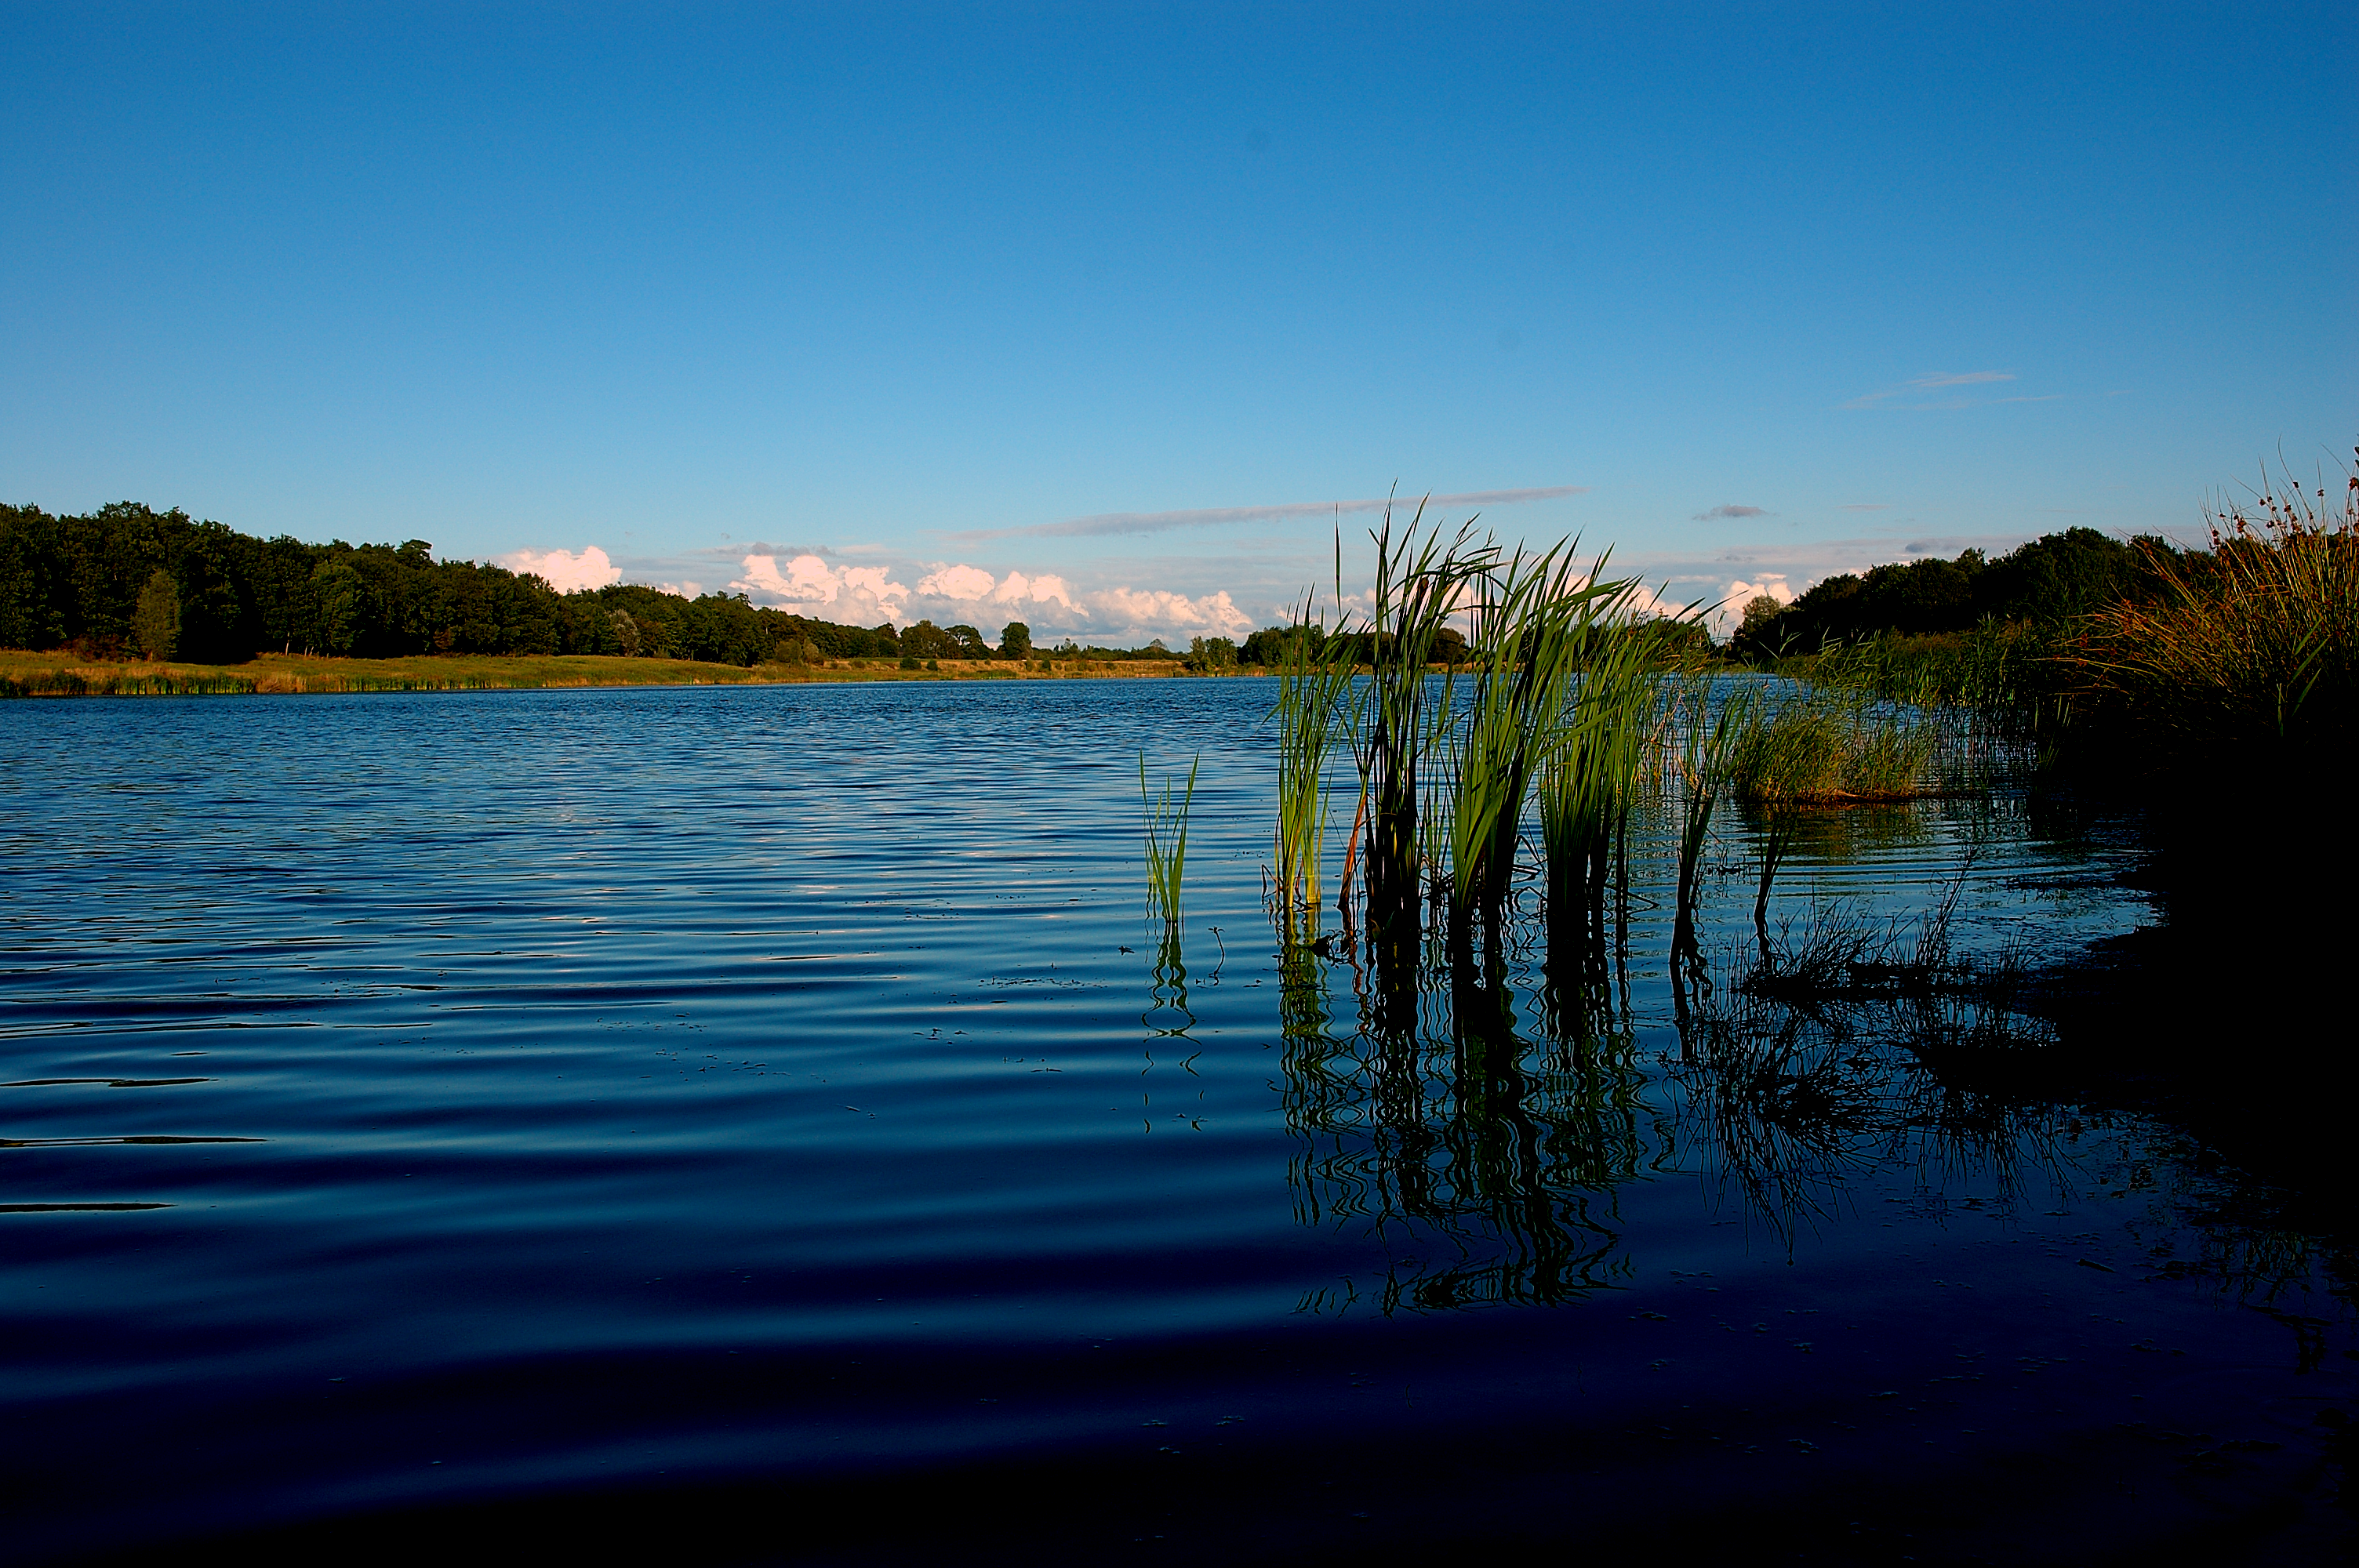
[2,679,2350,1562]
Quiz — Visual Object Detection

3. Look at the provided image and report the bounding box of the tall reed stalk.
[1441,544,1638,942]
[1535,625,1661,941]
[1343,503,1492,975]
[1140,753,1199,928]
[1670,678,1759,967]
[1270,601,1356,942]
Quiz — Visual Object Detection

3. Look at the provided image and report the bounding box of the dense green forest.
[0,502,1042,666]
[1730,527,2165,655]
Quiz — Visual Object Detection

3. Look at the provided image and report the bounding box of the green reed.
[1534,624,1661,949]
[1670,678,1760,964]
[1724,692,1939,804]
[1269,598,1357,942]
[1341,502,1493,968]
[1140,752,1200,928]
[1441,543,1635,938]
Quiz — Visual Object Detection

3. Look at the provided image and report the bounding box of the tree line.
[2,502,2172,673]
[1731,527,2167,656]
[0,502,1044,667]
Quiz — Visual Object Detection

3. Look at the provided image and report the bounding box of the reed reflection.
[1279,933,1650,1312]
[1668,906,2083,1245]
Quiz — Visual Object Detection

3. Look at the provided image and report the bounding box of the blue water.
[1,681,2349,1560]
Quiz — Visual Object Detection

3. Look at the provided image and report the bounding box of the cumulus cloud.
[1088,588,1251,637]
[990,570,1078,612]
[731,554,911,619]
[501,545,622,593]
[1692,504,1772,521]
[916,563,998,601]
[1620,583,1688,621]
[1717,575,1795,630]
[729,554,1098,627]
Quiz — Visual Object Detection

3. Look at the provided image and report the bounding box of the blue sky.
[5,2,2352,641]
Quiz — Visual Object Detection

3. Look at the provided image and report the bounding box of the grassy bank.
[0,648,1212,698]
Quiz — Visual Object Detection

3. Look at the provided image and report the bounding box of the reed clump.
[1798,623,2055,718]
[1535,636,1660,978]
[1140,753,1199,928]
[1724,695,1939,804]
[1343,504,1492,967]
[1270,608,1354,942]
[1444,543,1653,942]
[2067,450,2358,773]
[1292,501,1672,994]
[1668,679,1760,964]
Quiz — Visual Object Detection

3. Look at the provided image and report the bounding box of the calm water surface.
[2,681,2349,1559]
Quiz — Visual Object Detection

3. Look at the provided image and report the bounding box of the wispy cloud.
[1845,370,2058,411]
[945,485,1587,543]
[1692,503,1771,521]
[1910,371,2015,390]
[1840,503,1891,512]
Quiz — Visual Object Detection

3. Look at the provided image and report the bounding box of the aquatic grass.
[1669,678,1760,967]
[2068,448,2359,771]
[1269,597,1358,942]
[1342,501,1495,975]
[0,669,262,698]
[1139,753,1200,928]
[1442,545,1656,949]
[1803,625,2044,716]
[1750,802,1799,958]
[1534,633,1662,926]
[1723,693,1939,804]
[1838,704,1941,800]
[1724,697,1845,804]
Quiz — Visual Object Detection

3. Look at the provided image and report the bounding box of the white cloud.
[501,545,622,593]
[731,554,910,619]
[917,563,998,601]
[1622,583,1691,621]
[717,548,1247,643]
[1087,587,1252,637]
[1715,575,1795,631]
[990,571,1078,612]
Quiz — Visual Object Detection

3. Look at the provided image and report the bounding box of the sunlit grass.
[2068,451,2358,768]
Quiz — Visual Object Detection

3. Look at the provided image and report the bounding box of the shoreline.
[0,650,1246,698]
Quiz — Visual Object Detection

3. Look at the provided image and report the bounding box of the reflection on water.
[1279,938,1652,1312]
[0,679,2350,1559]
